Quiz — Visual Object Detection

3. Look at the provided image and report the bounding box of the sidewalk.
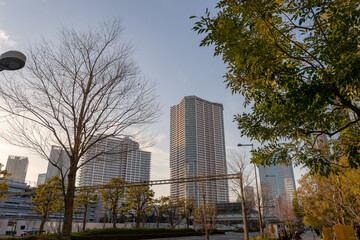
[301,230,321,240]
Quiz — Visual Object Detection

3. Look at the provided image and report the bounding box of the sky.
[0,0,306,199]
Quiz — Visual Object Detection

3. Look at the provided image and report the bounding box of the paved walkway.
[149,231,260,240]
[301,230,321,240]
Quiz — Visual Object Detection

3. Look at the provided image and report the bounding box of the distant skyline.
[0,0,306,198]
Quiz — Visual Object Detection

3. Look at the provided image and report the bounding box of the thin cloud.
[149,146,169,167]
[0,29,16,53]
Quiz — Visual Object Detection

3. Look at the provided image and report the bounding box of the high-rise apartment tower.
[45,146,70,183]
[5,155,29,183]
[37,173,46,186]
[170,96,229,204]
[79,136,151,186]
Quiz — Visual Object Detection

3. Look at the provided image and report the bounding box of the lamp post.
[0,51,26,72]
[237,143,264,238]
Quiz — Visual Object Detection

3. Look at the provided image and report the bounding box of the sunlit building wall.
[79,136,151,186]
[45,146,70,183]
[37,173,46,186]
[5,155,28,183]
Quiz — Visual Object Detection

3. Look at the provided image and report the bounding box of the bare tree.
[259,185,273,234]
[0,20,159,240]
[228,150,254,240]
[274,195,297,238]
[194,180,217,240]
[158,195,182,229]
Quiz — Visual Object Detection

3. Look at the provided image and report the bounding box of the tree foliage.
[180,198,196,228]
[0,170,9,200]
[193,0,360,174]
[100,178,126,228]
[297,165,360,229]
[32,176,63,234]
[124,185,154,228]
[0,20,159,240]
[193,202,217,240]
[75,189,98,231]
[292,192,304,222]
[158,195,182,229]
[152,197,167,228]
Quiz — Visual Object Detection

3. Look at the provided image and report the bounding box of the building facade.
[78,136,151,223]
[258,161,296,216]
[45,146,70,183]
[36,173,46,186]
[5,156,28,183]
[170,96,229,204]
[79,136,151,186]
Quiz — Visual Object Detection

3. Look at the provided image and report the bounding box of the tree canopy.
[100,178,126,228]
[124,185,154,228]
[32,176,63,234]
[297,163,360,229]
[75,189,98,231]
[0,170,9,200]
[193,0,360,174]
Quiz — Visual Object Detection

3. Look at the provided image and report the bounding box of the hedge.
[3,228,206,240]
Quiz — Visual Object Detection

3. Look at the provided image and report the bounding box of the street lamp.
[0,51,26,72]
[237,143,264,238]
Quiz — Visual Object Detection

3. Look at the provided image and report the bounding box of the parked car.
[233,227,244,232]
[21,230,38,236]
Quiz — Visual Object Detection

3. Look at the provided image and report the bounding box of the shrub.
[73,228,197,236]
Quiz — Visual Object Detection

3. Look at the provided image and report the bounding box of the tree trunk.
[170,218,174,229]
[39,214,47,235]
[240,175,249,240]
[82,204,88,231]
[57,212,62,233]
[112,210,117,228]
[136,215,140,228]
[156,215,160,228]
[205,226,209,240]
[61,171,77,240]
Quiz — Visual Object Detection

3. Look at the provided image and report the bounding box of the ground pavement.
[149,230,321,240]
[149,231,260,240]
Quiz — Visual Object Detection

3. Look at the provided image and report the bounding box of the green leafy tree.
[292,192,304,224]
[32,176,63,234]
[180,198,196,228]
[152,197,166,228]
[75,189,98,231]
[100,178,126,228]
[0,169,9,200]
[193,202,217,240]
[193,0,360,174]
[124,185,154,228]
[297,164,360,229]
[158,196,182,229]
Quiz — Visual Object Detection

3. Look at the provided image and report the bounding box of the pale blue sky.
[0,0,305,198]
